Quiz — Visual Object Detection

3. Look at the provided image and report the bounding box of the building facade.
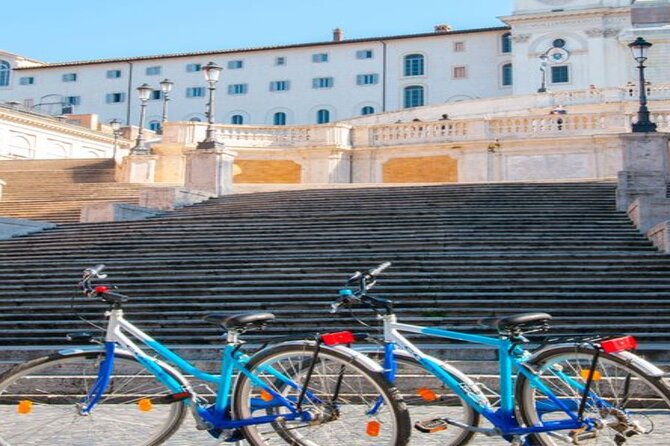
[0,0,668,128]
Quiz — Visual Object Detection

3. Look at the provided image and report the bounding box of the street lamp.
[196,61,224,150]
[130,83,153,155]
[628,37,657,133]
[538,53,549,93]
[159,78,174,135]
[110,118,121,159]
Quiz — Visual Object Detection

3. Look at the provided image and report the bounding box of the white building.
[0,0,668,128]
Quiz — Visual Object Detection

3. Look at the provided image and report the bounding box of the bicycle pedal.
[569,429,598,442]
[414,418,449,433]
[222,429,244,442]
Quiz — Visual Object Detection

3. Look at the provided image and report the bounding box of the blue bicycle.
[332,262,670,445]
[0,265,411,446]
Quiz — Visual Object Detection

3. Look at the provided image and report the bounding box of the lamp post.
[110,118,121,159]
[629,37,657,133]
[537,53,549,93]
[196,62,224,150]
[159,78,174,135]
[130,83,153,155]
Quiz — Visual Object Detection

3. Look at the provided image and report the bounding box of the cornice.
[0,110,131,146]
[501,7,631,25]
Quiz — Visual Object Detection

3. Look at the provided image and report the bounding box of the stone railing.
[162,122,352,149]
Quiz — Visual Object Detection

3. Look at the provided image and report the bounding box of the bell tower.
[514,0,632,14]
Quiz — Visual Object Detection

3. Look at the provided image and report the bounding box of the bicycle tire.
[367,351,480,446]
[516,345,670,445]
[0,350,188,446]
[233,341,411,446]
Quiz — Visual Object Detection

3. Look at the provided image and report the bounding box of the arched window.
[189,117,202,122]
[403,86,424,108]
[148,120,161,132]
[404,54,424,76]
[501,33,512,54]
[361,106,375,115]
[273,112,287,126]
[231,114,244,125]
[502,63,513,87]
[316,109,330,124]
[0,60,11,87]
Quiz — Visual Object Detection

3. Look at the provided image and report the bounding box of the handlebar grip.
[346,271,363,284]
[368,261,391,278]
[85,264,107,278]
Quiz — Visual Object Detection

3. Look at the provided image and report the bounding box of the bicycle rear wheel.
[0,351,187,446]
[233,342,411,446]
[516,345,670,445]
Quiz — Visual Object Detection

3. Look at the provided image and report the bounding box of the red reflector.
[321,331,355,346]
[601,336,637,353]
[94,286,110,294]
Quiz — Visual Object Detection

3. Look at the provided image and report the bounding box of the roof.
[13,26,510,70]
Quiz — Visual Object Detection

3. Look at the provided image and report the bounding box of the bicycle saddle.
[479,312,552,332]
[204,312,275,331]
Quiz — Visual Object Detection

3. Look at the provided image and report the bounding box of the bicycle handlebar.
[331,262,393,314]
[79,264,128,305]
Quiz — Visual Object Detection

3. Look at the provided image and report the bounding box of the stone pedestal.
[184,147,237,196]
[117,155,158,184]
[139,187,215,211]
[299,148,352,183]
[616,133,670,211]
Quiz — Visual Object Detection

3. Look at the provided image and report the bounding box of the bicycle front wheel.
[516,345,670,446]
[233,342,411,446]
[0,351,187,446]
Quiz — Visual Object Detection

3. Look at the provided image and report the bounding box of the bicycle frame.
[69,308,318,430]
[380,313,597,436]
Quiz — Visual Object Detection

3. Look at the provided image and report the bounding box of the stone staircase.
[0,159,144,223]
[0,181,668,365]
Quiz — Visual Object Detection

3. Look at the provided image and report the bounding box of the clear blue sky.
[1,0,514,62]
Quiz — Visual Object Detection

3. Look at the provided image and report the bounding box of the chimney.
[434,24,452,33]
[333,28,344,42]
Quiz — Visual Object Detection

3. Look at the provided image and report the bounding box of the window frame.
[0,60,10,87]
[316,109,331,124]
[186,63,202,72]
[452,65,468,80]
[227,60,244,69]
[270,80,290,92]
[105,92,126,104]
[19,76,35,86]
[356,49,374,59]
[453,41,465,52]
[403,85,425,108]
[186,87,206,98]
[501,33,512,54]
[227,83,248,95]
[312,53,329,63]
[403,54,425,77]
[62,73,78,82]
[550,65,570,84]
[145,66,162,76]
[361,106,375,115]
[356,73,379,86]
[273,111,287,126]
[312,77,334,89]
[231,114,244,125]
[106,69,122,79]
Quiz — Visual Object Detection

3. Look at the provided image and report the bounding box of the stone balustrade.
[162,121,352,149]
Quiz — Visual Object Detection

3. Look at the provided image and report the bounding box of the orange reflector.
[138,398,153,412]
[260,390,274,402]
[579,370,602,381]
[601,336,637,354]
[17,400,32,414]
[366,420,381,437]
[417,387,438,402]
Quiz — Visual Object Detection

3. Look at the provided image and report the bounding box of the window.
[312,53,329,63]
[501,33,512,53]
[186,63,202,72]
[62,73,77,82]
[189,117,202,122]
[146,66,161,76]
[186,87,205,97]
[361,106,375,115]
[502,63,513,87]
[270,80,290,92]
[275,57,286,66]
[148,120,161,132]
[19,77,34,85]
[273,112,287,126]
[553,38,566,48]
[453,66,467,79]
[316,109,330,124]
[403,86,424,108]
[551,66,569,83]
[0,60,9,86]
[150,90,164,100]
[356,74,379,86]
[228,83,248,95]
[404,54,424,76]
[105,93,126,103]
[356,49,373,59]
[106,70,122,79]
[64,96,81,106]
[23,99,34,108]
[227,60,244,69]
[453,41,465,52]
[312,77,334,89]
[231,114,244,125]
